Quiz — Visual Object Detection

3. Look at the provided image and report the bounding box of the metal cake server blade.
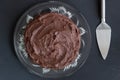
[96,22,111,60]
[96,0,111,60]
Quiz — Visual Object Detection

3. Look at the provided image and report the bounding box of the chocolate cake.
[24,13,81,69]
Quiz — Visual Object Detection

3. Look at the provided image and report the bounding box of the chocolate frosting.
[24,13,81,69]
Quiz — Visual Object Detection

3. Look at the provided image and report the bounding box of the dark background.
[0,0,120,80]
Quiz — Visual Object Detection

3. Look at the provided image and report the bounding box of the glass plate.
[13,1,91,78]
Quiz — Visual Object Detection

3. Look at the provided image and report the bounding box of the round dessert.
[24,13,81,69]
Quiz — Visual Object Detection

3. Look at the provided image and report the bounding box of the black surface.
[0,0,120,80]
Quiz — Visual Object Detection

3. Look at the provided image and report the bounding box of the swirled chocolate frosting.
[24,13,81,69]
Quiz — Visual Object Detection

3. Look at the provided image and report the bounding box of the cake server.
[96,0,111,60]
